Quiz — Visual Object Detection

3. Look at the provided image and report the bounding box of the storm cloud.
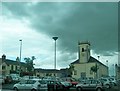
[2,2,118,56]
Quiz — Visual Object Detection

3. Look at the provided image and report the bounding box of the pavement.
[0,89,13,91]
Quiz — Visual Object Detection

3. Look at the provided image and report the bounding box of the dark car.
[62,77,78,87]
[47,80,69,91]
[4,75,13,83]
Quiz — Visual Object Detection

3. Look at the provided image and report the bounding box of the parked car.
[38,79,48,91]
[10,74,20,82]
[60,80,72,89]
[21,76,39,80]
[117,79,120,85]
[109,77,117,86]
[76,79,105,91]
[47,80,70,91]
[99,77,113,89]
[13,79,47,91]
[42,76,56,81]
[58,78,72,88]
[21,76,30,80]
[62,77,78,87]
[4,75,13,83]
[0,75,5,84]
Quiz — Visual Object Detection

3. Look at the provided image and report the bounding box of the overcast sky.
[1,1,119,76]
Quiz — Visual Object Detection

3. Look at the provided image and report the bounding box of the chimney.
[2,54,6,61]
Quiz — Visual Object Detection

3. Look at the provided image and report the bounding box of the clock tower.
[78,41,91,63]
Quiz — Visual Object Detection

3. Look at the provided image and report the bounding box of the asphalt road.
[1,83,120,91]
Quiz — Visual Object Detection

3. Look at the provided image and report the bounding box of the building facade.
[0,54,27,76]
[34,68,70,78]
[71,41,108,79]
[115,64,120,79]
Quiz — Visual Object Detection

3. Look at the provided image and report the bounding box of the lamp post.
[97,56,100,79]
[106,60,109,76]
[106,60,108,67]
[113,64,115,77]
[52,37,58,70]
[19,39,22,76]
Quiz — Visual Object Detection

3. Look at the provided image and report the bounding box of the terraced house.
[0,54,27,76]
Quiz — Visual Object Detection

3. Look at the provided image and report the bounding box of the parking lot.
[1,82,120,91]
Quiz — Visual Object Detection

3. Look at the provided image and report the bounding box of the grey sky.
[1,2,119,75]
[3,2,118,54]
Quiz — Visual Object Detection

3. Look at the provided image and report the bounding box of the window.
[91,80,97,84]
[2,66,6,70]
[74,70,77,75]
[27,80,36,84]
[16,66,17,70]
[81,72,86,78]
[82,48,84,52]
[11,65,13,70]
[20,80,27,84]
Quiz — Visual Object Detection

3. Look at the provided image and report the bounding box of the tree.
[90,64,98,78]
[24,56,36,72]
[68,64,74,77]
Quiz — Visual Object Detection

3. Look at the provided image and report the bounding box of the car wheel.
[105,84,110,89]
[31,89,37,91]
[77,87,82,91]
[13,87,18,91]
[96,88,102,91]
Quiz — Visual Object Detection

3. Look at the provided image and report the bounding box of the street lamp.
[19,39,22,76]
[113,64,115,77]
[97,56,100,79]
[106,60,108,67]
[97,56,100,61]
[52,37,58,70]
[106,60,109,76]
[19,40,22,62]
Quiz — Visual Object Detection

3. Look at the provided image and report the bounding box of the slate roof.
[0,58,26,66]
[71,56,107,67]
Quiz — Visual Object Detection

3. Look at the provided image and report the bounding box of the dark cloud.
[2,2,29,18]
[2,2,118,56]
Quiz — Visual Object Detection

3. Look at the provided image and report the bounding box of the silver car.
[76,79,104,91]
[13,79,47,91]
[109,77,117,86]
[99,78,113,88]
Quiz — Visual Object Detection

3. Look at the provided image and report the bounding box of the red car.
[70,81,78,87]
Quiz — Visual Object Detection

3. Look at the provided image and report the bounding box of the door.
[25,80,36,90]
[18,80,27,90]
